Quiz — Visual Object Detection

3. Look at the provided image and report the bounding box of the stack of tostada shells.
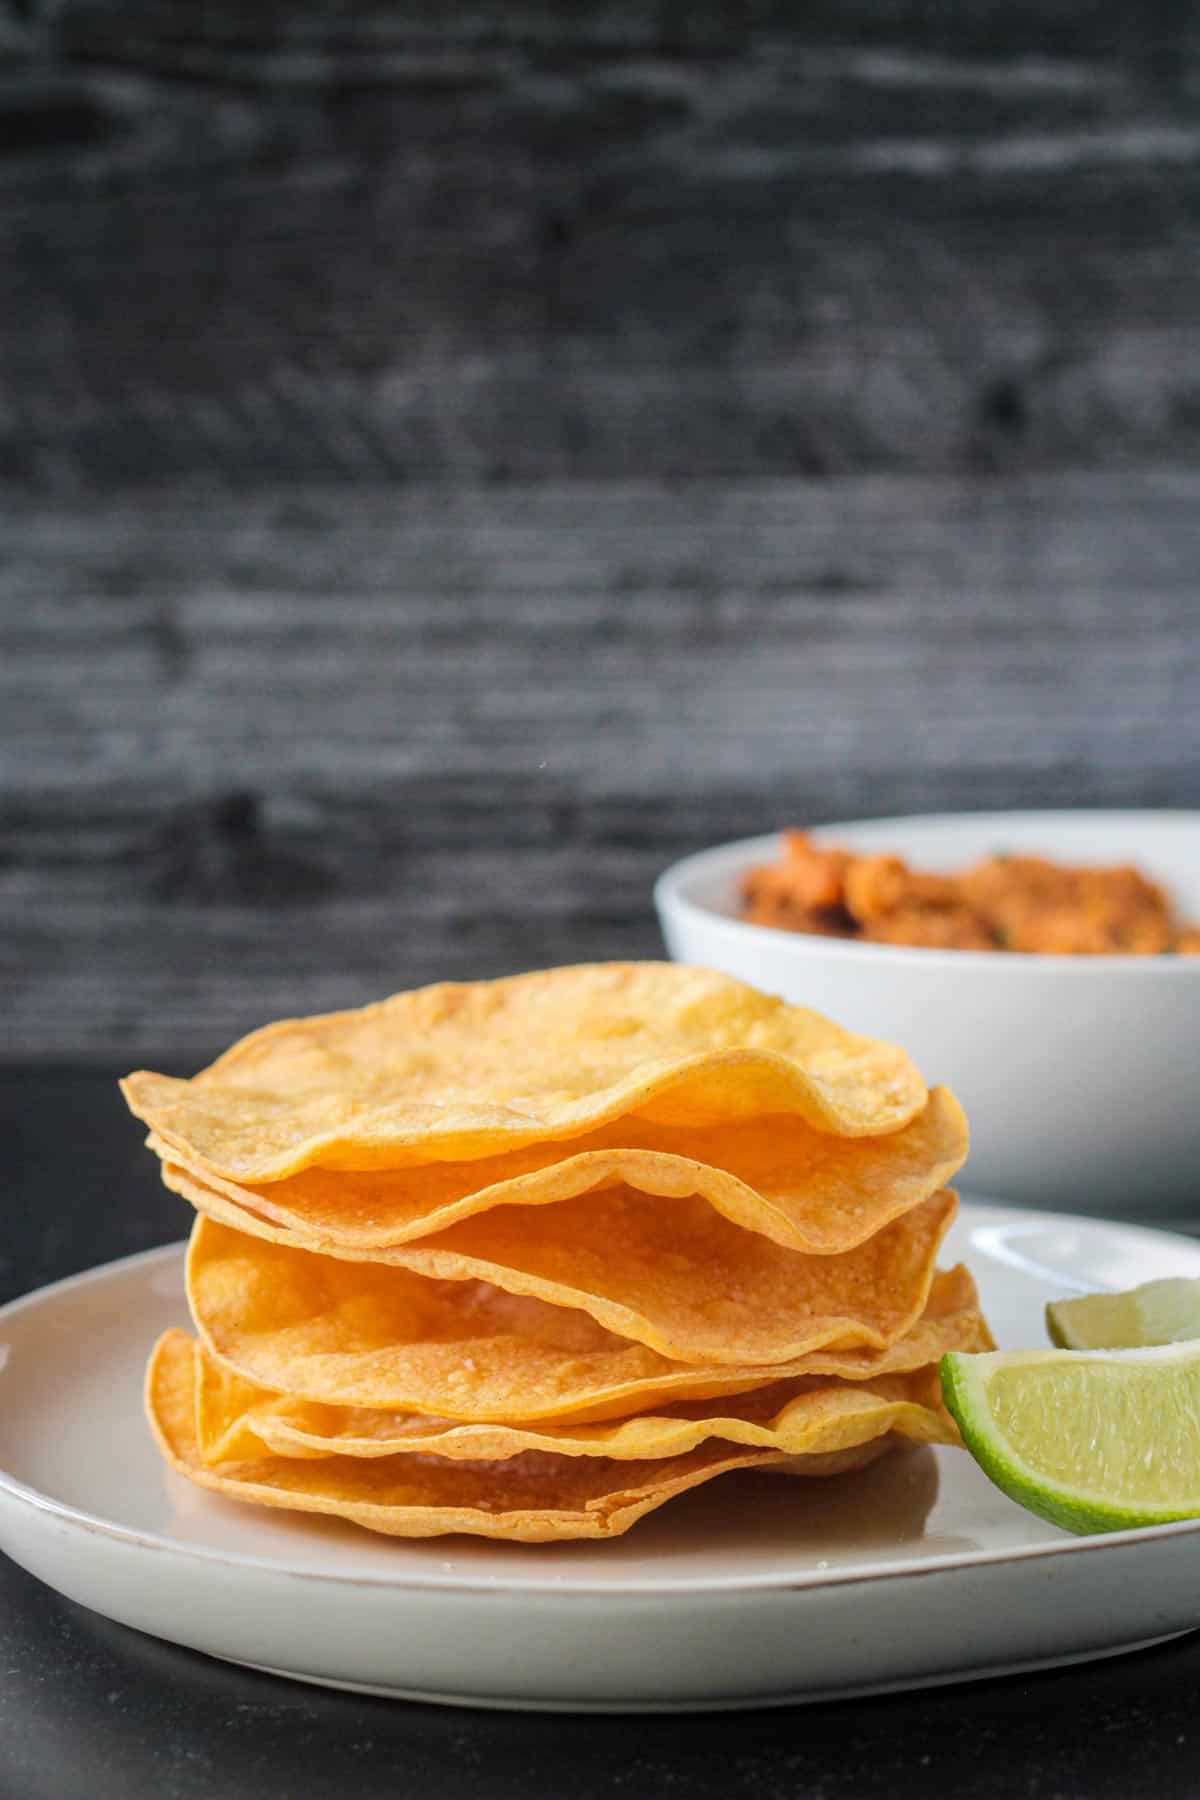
[121,964,993,1542]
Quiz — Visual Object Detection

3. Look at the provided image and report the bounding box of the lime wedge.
[1046,1277,1200,1350]
[941,1344,1200,1534]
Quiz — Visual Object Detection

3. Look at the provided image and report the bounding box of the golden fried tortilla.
[148,1330,907,1542]
[194,1341,965,1466]
[122,965,927,1178]
[187,1216,981,1424]
[153,1085,966,1257]
[181,1188,956,1368]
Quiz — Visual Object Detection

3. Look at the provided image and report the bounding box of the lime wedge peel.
[941,1344,1200,1537]
[1047,1277,1200,1351]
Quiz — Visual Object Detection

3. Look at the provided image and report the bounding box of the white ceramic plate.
[2,1202,1200,1713]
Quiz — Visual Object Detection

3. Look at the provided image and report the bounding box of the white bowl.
[655,811,1200,1216]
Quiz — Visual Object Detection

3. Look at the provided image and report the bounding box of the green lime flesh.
[941,1343,1200,1535]
[1046,1277,1200,1351]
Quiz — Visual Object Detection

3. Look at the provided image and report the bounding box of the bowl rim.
[654,808,1200,978]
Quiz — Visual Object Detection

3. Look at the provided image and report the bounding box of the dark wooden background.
[3,1,1199,1062]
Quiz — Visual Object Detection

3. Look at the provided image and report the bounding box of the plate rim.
[5,1205,1200,1599]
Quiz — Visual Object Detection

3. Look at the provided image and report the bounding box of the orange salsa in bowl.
[740,830,1200,955]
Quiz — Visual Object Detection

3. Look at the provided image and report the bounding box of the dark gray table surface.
[5,1066,1200,1800]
